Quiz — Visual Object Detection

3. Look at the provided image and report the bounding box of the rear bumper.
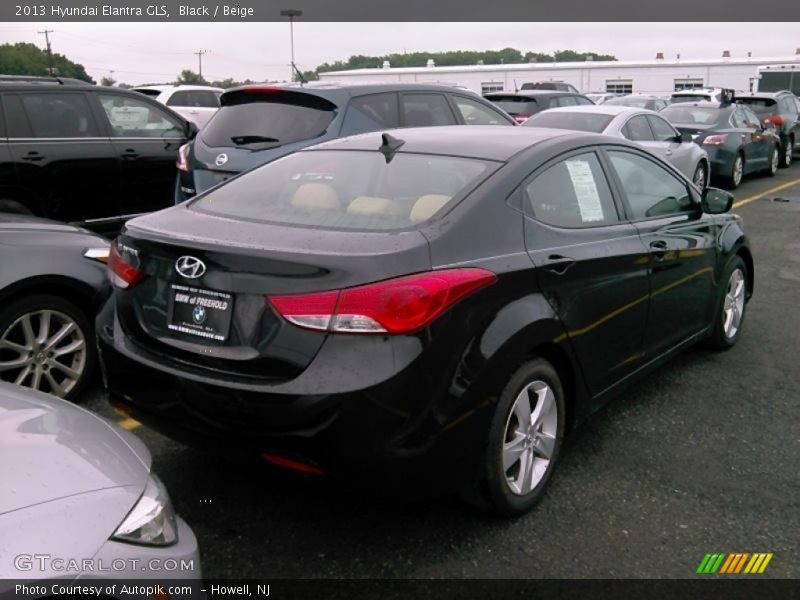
[96,301,492,494]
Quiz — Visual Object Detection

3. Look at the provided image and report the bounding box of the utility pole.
[38,29,54,75]
[194,49,207,80]
[280,9,302,82]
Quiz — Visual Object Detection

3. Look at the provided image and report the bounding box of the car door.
[95,91,188,216]
[2,90,120,224]
[398,93,458,127]
[647,114,693,177]
[778,95,800,150]
[604,147,717,357]
[522,148,651,396]
[0,96,16,199]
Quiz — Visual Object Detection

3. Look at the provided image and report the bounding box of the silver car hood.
[0,382,151,515]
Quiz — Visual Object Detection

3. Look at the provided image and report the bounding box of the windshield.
[522,111,613,133]
[661,106,724,125]
[201,94,336,149]
[192,150,494,231]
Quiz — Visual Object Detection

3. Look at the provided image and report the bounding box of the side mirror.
[185,121,199,140]
[679,131,692,143]
[702,187,734,214]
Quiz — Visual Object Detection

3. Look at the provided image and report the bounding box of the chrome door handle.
[542,254,576,275]
[649,240,668,260]
[665,149,673,156]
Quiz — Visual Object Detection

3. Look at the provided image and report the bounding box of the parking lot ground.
[85,170,800,579]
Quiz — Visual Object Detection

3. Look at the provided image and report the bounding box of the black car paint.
[483,91,594,121]
[97,127,751,493]
[737,91,800,161]
[0,83,193,234]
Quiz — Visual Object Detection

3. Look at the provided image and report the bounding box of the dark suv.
[0,75,196,233]
[736,90,800,168]
[484,90,595,123]
[519,81,580,94]
[176,82,515,201]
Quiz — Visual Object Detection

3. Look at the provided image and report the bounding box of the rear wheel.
[467,358,565,516]
[0,295,95,402]
[780,136,794,168]
[706,256,748,351]
[725,153,744,189]
[764,145,779,177]
[691,161,708,189]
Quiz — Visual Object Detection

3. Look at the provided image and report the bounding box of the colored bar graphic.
[698,552,774,574]
[697,554,713,574]
[734,553,749,573]
[719,554,736,574]
[759,554,773,573]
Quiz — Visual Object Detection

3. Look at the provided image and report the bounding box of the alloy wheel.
[732,156,743,187]
[693,163,706,188]
[722,268,746,340]
[0,310,87,398]
[770,148,779,174]
[502,380,558,496]
[785,142,793,167]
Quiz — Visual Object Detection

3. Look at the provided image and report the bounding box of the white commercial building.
[318,51,800,95]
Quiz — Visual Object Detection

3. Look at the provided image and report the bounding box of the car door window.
[555,96,578,107]
[731,108,749,129]
[524,151,619,227]
[341,93,399,135]
[452,95,508,125]
[741,106,761,128]
[401,94,456,127]
[16,93,99,138]
[574,96,594,106]
[622,115,654,141]
[647,115,678,142]
[608,150,693,220]
[98,94,184,138]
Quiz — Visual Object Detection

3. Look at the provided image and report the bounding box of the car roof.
[224,82,480,99]
[485,90,575,98]
[664,101,727,109]
[737,91,787,99]
[304,125,601,162]
[0,75,92,88]
[538,105,652,116]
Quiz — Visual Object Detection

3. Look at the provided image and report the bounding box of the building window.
[606,80,632,94]
[481,82,504,94]
[674,79,704,91]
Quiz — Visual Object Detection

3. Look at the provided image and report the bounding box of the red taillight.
[702,134,728,147]
[108,242,144,289]
[763,115,784,128]
[261,453,324,476]
[176,143,191,172]
[513,114,530,124]
[268,268,497,335]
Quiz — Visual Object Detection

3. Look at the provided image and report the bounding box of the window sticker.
[565,159,605,222]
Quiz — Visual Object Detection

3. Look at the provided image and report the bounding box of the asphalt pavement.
[84,167,800,579]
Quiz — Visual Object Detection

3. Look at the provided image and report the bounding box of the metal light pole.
[280,9,302,82]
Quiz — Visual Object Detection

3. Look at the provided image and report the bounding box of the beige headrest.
[346,196,404,217]
[410,194,451,223]
[290,183,341,211]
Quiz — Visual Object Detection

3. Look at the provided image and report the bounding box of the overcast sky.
[1,22,798,84]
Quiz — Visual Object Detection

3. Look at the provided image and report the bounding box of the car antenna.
[292,63,307,86]
[379,133,405,163]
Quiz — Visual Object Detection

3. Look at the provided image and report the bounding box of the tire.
[780,137,793,168]
[0,198,34,215]
[724,153,744,189]
[764,145,779,177]
[0,295,96,402]
[706,256,748,351]
[691,161,708,189]
[467,358,566,516]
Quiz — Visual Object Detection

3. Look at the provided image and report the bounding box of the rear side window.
[524,152,619,228]
[167,90,220,108]
[575,96,594,106]
[401,94,457,127]
[98,94,184,138]
[554,96,578,107]
[522,111,613,133]
[192,150,493,231]
[622,115,654,141]
[14,93,99,138]
[647,116,678,141]
[452,95,509,125]
[340,93,399,136]
[202,92,336,148]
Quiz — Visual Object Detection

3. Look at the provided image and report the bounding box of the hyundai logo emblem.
[175,256,206,279]
[214,153,228,167]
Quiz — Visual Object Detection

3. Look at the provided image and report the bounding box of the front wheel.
[470,359,566,516]
[0,295,96,402]
[706,257,748,351]
[691,161,708,189]
[725,154,744,189]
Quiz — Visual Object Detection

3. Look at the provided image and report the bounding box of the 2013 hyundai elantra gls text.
[97,126,753,515]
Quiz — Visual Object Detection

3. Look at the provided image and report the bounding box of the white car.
[132,84,223,129]
[522,105,711,188]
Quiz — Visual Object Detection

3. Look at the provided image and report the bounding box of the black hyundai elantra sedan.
[97,126,753,515]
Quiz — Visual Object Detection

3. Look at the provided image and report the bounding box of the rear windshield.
[737,98,777,114]
[670,94,712,104]
[201,92,336,149]
[486,96,538,114]
[191,150,493,231]
[523,111,613,133]
[660,106,723,125]
[605,97,652,109]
